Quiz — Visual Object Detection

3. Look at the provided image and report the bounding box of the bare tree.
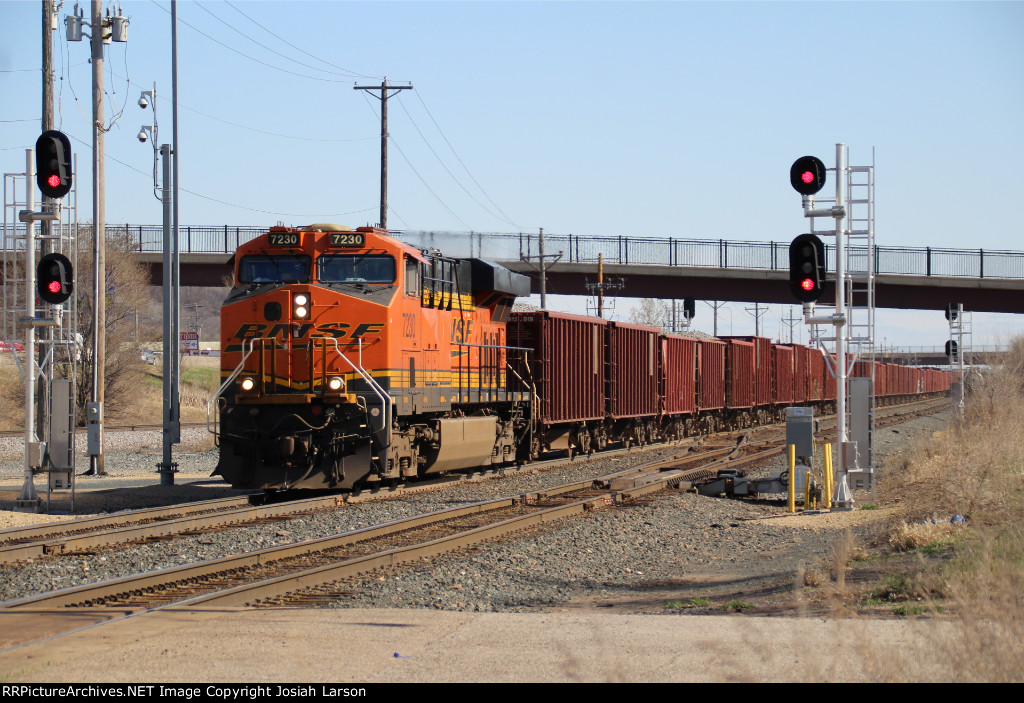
[67,225,156,425]
[629,298,671,329]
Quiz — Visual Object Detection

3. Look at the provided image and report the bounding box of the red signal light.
[789,233,826,302]
[790,156,826,195]
[36,252,74,305]
[35,130,73,199]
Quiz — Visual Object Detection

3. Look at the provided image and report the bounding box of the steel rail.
[0,493,344,563]
[0,450,711,611]
[0,399,947,618]
[0,397,944,563]
[0,438,705,563]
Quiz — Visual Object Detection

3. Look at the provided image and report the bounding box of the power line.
[66,132,378,219]
[104,69,377,143]
[192,1,370,80]
[148,0,353,83]
[415,91,522,229]
[389,135,473,231]
[224,0,381,81]
[358,91,471,230]
[396,96,518,228]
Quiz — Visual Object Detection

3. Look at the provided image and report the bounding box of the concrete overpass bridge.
[119,225,1024,314]
[4,224,1019,313]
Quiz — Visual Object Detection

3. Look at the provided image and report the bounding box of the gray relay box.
[785,406,814,459]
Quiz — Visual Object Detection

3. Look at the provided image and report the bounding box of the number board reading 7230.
[268,232,300,246]
[329,232,366,247]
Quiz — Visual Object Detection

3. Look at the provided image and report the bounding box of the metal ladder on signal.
[948,304,971,415]
[842,150,877,491]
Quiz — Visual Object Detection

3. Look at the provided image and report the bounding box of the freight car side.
[607,321,662,445]
[724,338,756,416]
[660,334,698,439]
[508,310,608,456]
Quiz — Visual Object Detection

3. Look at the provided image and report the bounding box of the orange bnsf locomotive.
[213,224,532,490]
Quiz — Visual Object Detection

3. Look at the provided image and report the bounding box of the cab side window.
[405,257,420,296]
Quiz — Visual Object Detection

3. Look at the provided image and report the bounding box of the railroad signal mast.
[788,145,877,509]
[946,303,967,416]
[8,130,79,513]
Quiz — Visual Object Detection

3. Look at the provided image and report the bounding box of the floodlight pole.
[88,0,106,475]
[158,143,179,486]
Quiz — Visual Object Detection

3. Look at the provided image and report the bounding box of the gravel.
[0,411,950,611]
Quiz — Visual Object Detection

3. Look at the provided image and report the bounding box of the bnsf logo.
[230,322,384,340]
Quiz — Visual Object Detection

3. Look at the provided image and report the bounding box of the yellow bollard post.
[788,444,796,513]
[824,443,834,509]
[805,468,811,509]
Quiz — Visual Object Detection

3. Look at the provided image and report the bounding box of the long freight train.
[212,225,954,490]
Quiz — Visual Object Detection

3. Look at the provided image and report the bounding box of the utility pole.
[38,0,55,442]
[782,307,802,343]
[353,78,412,230]
[584,252,623,318]
[704,300,727,337]
[520,228,562,309]
[89,0,107,475]
[744,302,767,337]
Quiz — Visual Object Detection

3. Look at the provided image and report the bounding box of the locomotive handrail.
[206,337,260,438]
[322,336,393,472]
[453,341,533,396]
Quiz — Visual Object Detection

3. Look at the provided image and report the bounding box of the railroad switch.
[695,468,824,505]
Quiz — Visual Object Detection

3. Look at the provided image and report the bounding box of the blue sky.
[2,1,1023,348]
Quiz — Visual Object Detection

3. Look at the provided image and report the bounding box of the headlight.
[240,377,255,391]
[327,376,345,391]
[293,293,310,319]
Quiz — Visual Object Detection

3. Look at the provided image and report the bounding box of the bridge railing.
[403,231,1024,280]
[3,224,1024,279]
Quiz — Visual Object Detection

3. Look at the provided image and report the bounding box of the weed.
[892,603,943,617]
[860,502,880,510]
[662,597,710,610]
[917,540,954,555]
[867,574,915,603]
[718,600,755,612]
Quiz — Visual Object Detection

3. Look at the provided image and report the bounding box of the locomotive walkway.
[6,225,1024,313]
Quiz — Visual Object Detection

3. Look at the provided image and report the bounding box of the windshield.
[318,254,396,284]
[238,255,311,284]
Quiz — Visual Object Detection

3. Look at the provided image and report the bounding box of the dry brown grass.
[867,337,1024,681]
[0,352,221,431]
